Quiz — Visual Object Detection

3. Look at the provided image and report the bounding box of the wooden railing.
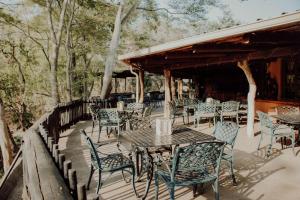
[22,99,100,200]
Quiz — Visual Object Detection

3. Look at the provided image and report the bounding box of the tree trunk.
[139,70,144,103]
[164,69,172,118]
[171,76,176,100]
[238,60,257,138]
[0,99,14,172]
[46,0,68,106]
[100,4,123,99]
[177,79,183,99]
[65,1,75,102]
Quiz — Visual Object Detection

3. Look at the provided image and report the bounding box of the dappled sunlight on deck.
[59,110,300,200]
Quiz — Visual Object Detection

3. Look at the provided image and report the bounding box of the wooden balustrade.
[21,100,96,200]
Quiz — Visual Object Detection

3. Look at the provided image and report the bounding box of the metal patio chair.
[275,106,300,115]
[129,106,153,130]
[126,102,144,117]
[89,104,100,137]
[80,130,137,195]
[154,141,225,200]
[96,108,126,142]
[169,101,185,125]
[220,101,240,125]
[194,103,217,127]
[213,121,239,185]
[257,111,295,157]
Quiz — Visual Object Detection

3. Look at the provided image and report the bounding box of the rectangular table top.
[119,126,215,148]
[273,114,300,125]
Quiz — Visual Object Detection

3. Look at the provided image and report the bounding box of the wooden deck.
[59,110,300,200]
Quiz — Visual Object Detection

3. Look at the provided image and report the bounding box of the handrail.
[20,99,92,200]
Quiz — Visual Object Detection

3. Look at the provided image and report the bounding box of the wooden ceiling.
[121,15,300,77]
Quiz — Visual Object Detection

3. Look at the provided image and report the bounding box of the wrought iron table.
[273,114,300,144]
[273,114,300,125]
[119,126,215,199]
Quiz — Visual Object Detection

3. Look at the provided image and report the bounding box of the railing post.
[68,169,77,198]
[77,183,87,200]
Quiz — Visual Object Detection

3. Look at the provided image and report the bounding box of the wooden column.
[139,70,144,103]
[114,78,117,93]
[177,79,183,99]
[124,78,127,92]
[193,76,200,99]
[238,60,257,138]
[164,69,172,118]
[171,76,176,100]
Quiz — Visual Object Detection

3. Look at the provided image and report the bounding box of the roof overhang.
[119,11,300,77]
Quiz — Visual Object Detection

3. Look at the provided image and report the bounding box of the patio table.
[272,114,300,125]
[118,126,215,199]
[272,113,300,143]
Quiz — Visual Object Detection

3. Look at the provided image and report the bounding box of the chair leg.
[87,164,94,190]
[96,169,102,194]
[169,185,175,200]
[236,115,239,126]
[257,132,263,150]
[97,125,102,143]
[291,133,295,156]
[131,167,138,197]
[229,159,237,186]
[213,180,219,200]
[267,135,274,157]
[91,120,95,137]
[154,173,159,200]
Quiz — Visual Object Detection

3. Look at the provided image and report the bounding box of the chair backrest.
[90,104,100,115]
[127,102,144,113]
[221,101,240,112]
[97,109,119,124]
[206,98,220,105]
[276,106,300,115]
[213,121,239,146]
[143,106,153,118]
[80,130,101,169]
[171,141,225,181]
[257,111,275,132]
[196,103,216,114]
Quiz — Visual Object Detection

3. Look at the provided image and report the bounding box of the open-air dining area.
[55,11,300,199]
[1,1,300,200]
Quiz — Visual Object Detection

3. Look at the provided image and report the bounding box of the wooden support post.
[238,60,257,138]
[124,78,127,92]
[48,137,54,152]
[178,79,183,99]
[87,194,99,200]
[139,70,145,103]
[77,183,87,200]
[164,69,172,118]
[114,78,117,93]
[52,144,58,157]
[59,154,65,171]
[63,160,72,179]
[171,76,176,100]
[68,169,77,197]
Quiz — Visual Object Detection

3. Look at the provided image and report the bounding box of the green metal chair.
[194,103,217,127]
[80,129,137,195]
[126,102,144,117]
[169,101,185,125]
[275,106,300,115]
[89,104,100,137]
[220,101,240,125]
[96,108,126,142]
[129,106,153,130]
[213,121,239,185]
[154,141,225,200]
[257,111,295,157]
